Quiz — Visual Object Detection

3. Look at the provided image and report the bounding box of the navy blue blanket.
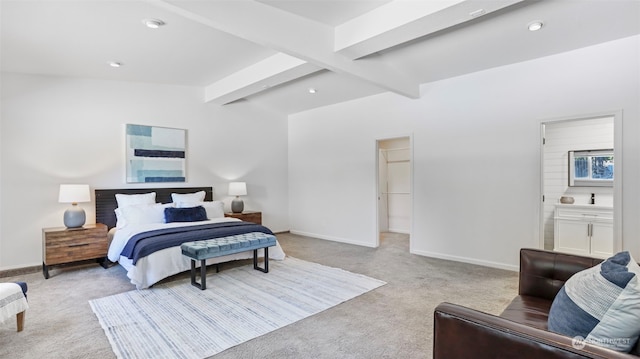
[121,222,274,264]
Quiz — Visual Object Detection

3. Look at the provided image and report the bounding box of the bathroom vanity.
[554,204,613,258]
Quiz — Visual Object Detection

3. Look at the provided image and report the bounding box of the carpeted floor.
[0,232,518,359]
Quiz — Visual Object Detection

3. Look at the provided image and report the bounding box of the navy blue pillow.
[164,206,207,223]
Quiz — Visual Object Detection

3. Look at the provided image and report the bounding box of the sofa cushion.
[500,295,552,330]
[519,249,602,301]
[548,251,640,352]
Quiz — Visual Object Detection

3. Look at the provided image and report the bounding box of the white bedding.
[0,283,28,325]
[108,217,286,289]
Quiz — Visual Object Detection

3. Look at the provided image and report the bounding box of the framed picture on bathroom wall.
[125,124,186,183]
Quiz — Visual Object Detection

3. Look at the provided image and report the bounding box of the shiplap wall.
[542,116,614,249]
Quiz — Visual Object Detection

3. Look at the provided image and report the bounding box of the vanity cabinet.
[554,204,613,258]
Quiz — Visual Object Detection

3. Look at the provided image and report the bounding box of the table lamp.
[228,182,247,213]
[58,184,91,228]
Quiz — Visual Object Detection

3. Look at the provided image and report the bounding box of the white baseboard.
[410,249,519,272]
[286,231,517,271]
[289,230,377,248]
[271,229,290,235]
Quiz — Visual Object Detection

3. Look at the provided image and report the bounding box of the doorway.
[377,136,412,247]
[540,112,622,255]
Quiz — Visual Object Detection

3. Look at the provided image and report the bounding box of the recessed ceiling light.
[109,61,122,68]
[308,88,317,94]
[143,19,165,29]
[528,21,544,31]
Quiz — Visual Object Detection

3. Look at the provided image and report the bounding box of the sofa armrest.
[433,302,635,359]
[519,248,602,301]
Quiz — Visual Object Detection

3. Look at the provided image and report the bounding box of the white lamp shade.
[58,184,91,203]
[228,182,247,196]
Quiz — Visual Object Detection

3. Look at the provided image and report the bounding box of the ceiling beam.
[153,0,420,100]
[205,53,321,105]
[335,0,526,60]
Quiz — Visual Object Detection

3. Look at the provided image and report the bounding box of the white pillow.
[114,192,157,228]
[114,207,126,229]
[176,201,224,219]
[171,191,205,204]
[115,192,156,207]
[116,203,173,227]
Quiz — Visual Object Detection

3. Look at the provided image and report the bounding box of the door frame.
[539,110,623,253]
[374,134,414,248]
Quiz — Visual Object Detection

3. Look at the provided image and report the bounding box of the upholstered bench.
[180,232,277,290]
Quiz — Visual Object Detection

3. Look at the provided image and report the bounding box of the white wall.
[0,73,289,270]
[289,35,640,270]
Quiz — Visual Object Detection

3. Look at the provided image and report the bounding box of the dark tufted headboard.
[95,187,213,229]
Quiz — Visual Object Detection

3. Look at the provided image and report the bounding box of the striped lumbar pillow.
[548,251,640,352]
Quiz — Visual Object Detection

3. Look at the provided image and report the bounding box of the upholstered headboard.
[95,187,213,229]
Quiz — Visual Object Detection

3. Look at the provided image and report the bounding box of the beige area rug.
[89,257,386,359]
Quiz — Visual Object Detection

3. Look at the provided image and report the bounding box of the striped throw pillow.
[548,251,640,352]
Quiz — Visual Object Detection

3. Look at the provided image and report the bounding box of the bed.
[95,187,286,289]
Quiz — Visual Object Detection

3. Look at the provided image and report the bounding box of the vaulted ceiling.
[2,0,639,115]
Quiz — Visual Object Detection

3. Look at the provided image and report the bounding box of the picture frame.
[125,124,186,183]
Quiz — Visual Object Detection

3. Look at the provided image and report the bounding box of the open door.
[540,113,621,256]
[377,136,412,247]
[378,148,389,233]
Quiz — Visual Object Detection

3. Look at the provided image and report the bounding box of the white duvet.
[108,217,286,289]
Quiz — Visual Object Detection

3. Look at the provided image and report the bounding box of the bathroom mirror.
[568,149,614,187]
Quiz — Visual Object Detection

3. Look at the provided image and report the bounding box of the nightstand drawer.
[45,230,106,245]
[45,240,107,265]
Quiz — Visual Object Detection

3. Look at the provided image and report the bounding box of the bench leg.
[16,311,25,332]
[253,247,269,273]
[190,259,207,290]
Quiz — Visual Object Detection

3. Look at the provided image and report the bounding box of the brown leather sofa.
[433,248,640,358]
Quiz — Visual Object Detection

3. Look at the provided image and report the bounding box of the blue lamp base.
[64,204,86,228]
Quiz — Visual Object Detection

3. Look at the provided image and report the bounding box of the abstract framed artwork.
[125,124,186,183]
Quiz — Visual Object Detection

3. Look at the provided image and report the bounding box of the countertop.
[555,203,613,210]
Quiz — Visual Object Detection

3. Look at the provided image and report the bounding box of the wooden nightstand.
[224,211,262,225]
[42,223,108,279]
